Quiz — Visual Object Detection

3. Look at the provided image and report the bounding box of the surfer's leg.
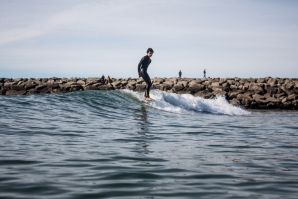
[140,70,152,98]
[144,73,152,98]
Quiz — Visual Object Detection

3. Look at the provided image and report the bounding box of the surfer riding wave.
[138,48,154,101]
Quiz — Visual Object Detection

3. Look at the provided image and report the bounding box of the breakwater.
[1,77,297,109]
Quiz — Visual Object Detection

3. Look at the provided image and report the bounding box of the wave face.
[121,89,250,115]
[1,90,298,199]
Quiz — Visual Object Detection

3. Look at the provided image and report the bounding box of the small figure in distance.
[100,74,105,84]
[106,76,112,84]
[203,69,206,78]
[138,48,154,101]
[179,70,182,78]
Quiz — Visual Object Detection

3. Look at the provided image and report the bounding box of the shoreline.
[1,77,298,110]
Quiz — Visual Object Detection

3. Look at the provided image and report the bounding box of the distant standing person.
[179,70,182,78]
[203,69,206,78]
[138,48,154,101]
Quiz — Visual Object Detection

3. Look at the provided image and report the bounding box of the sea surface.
[0,90,298,199]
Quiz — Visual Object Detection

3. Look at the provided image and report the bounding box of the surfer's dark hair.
[147,48,154,53]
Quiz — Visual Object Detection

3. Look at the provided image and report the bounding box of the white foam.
[121,89,250,116]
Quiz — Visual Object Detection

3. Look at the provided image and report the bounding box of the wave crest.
[121,89,250,116]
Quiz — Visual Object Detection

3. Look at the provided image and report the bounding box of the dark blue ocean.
[0,90,298,199]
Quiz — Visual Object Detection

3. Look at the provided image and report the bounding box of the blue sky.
[0,0,297,78]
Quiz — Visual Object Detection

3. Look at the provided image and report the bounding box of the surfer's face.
[147,52,153,57]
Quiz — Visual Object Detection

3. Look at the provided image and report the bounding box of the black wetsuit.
[138,55,152,97]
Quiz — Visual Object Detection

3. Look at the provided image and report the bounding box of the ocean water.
[0,90,298,199]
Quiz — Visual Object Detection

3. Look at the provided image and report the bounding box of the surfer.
[138,48,154,101]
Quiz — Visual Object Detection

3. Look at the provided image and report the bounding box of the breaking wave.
[121,89,250,116]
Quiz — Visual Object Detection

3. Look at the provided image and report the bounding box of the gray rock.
[112,81,122,87]
[84,85,99,90]
[4,82,16,86]
[76,80,86,85]
[248,83,264,94]
[136,79,144,84]
[178,90,192,95]
[257,78,266,83]
[287,94,297,101]
[86,78,100,84]
[6,89,26,95]
[219,78,227,84]
[230,85,238,90]
[213,90,227,96]
[135,84,146,92]
[98,84,113,90]
[13,78,23,82]
[172,84,184,92]
[228,91,243,99]
[35,85,47,90]
[237,93,253,107]
[211,82,220,87]
[227,80,236,85]
[194,91,214,99]
[229,98,240,106]
[187,84,205,92]
[267,78,277,86]
[161,82,173,91]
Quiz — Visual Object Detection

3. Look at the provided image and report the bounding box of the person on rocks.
[203,69,206,78]
[179,70,182,78]
[138,48,154,101]
[106,76,112,84]
[100,74,105,83]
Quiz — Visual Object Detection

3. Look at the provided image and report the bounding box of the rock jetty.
[1,77,298,109]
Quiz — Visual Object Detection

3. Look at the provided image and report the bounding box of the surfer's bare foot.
[144,97,153,101]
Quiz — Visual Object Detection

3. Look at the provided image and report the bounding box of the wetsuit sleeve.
[138,57,145,73]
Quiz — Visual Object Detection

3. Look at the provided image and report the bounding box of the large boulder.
[126,81,136,90]
[229,98,241,106]
[248,83,265,94]
[178,90,192,95]
[70,85,83,91]
[219,78,227,84]
[134,84,146,92]
[77,80,86,85]
[84,85,99,90]
[86,78,100,85]
[161,82,173,91]
[47,84,60,89]
[112,81,122,88]
[187,84,205,93]
[257,78,266,83]
[212,90,227,96]
[153,78,164,84]
[267,78,277,86]
[172,83,184,92]
[136,79,144,84]
[228,91,243,99]
[6,89,26,95]
[26,89,37,95]
[287,94,297,101]
[35,84,47,91]
[284,79,295,90]
[211,82,220,87]
[237,93,253,107]
[194,91,214,99]
[98,84,113,90]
